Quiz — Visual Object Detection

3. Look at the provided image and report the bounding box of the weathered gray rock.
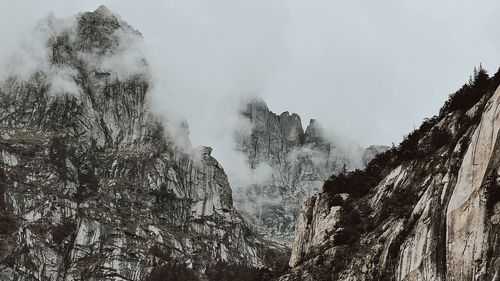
[0,7,279,281]
[234,98,387,244]
[283,85,500,280]
[445,88,500,280]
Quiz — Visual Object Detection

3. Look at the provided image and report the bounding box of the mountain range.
[0,6,498,281]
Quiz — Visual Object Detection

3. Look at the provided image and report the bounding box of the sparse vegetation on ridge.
[308,65,500,280]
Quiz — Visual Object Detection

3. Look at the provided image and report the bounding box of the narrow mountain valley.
[0,5,499,281]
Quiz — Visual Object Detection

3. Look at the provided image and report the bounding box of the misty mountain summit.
[1,5,499,281]
[0,6,285,280]
[233,97,387,244]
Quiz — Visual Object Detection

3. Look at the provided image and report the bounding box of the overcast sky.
[1,0,500,148]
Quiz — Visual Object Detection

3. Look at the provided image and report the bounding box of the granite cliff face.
[0,7,277,281]
[234,98,387,244]
[282,69,500,280]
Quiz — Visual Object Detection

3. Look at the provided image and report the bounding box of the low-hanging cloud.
[47,66,81,96]
[1,0,500,188]
[0,3,284,189]
[0,13,75,82]
[141,0,290,188]
[0,8,150,93]
[2,1,500,142]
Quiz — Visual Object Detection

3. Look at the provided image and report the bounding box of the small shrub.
[0,215,17,235]
[75,164,99,201]
[49,137,68,180]
[262,247,290,278]
[323,169,381,200]
[52,221,76,244]
[429,128,452,151]
[149,245,171,261]
[376,185,419,225]
[205,262,272,281]
[440,65,496,115]
[146,262,199,281]
[333,227,359,245]
[333,202,363,246]
[330,194,345,207]
[486,175,500,215]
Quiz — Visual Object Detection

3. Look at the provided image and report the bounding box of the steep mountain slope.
[282,67,500,280]
[234,98,388,244]
[0,7,279,281]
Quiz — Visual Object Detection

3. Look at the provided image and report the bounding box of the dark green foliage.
[397,120,451,161]
[485,174,500,215]
[149,245,171,261]
[378,186,419,221]
[146,262,199,281]
[49,136,69,180]
[323,169,380,199]
[262,247,291,277]
[146,247,201,281]
[317,65,500,279]
[329,194,345,207]
[75,163,99,201]
[334,227,360,246]
[52,221,76,244]
[205,262,272,281]
[333,201,364,246]
[324,66,500,203]
[0,215,17,235]
[0,169,6,211]
[440,65,495,115]
[428,128,452,152]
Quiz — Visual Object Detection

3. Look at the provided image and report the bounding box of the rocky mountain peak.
[76,6,133,54]
[234,98,386,244]
[281,112,304,144]
[43,5,146,83]
[304,119,326,145]
[245,96,270,111]
[306,118,319,129]
[94,5,114,17]
[0,8,284,281]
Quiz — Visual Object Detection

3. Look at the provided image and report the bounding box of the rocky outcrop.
[238,98,305,169]
[282,74,500,280]
[288,194,343,267]
[445,88,500,280]
[0,7,277,281]
[234,99,357,244]
[234,98,387,244]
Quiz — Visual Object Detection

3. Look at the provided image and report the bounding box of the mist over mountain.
[233,97,388,244]
[0,7,286,280]
[0,5,499,281]
[283,66,500,280]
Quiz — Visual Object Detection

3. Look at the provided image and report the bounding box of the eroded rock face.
[445,89,500,280]
[288,194,343,267]
[234,98,383,244]
[283,86,500,280]
[0,7,274,281]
